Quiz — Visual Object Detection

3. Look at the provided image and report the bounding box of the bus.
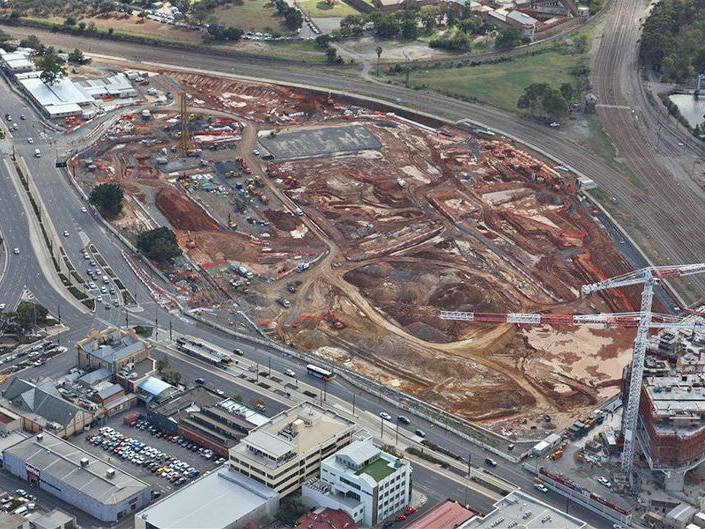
[177,338,233,369]
[306,364,335,381]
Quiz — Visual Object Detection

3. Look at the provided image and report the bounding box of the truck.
[237,266,254,280]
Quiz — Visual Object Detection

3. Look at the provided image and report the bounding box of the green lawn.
[293,0,360,17]
[259,39,326,62]
[401,51,581,114]
[359,458,395,481]
[212,0,289,33]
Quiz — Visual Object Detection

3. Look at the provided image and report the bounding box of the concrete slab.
[258,124,380,160]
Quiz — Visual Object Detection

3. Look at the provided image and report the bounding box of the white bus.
[306,364,334,381]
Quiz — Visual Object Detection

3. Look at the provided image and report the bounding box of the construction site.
[70,69,641,438]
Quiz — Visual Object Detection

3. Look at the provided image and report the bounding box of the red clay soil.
[155,187,221,232]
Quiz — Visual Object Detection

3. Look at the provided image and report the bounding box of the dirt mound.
[263,209,300,231]
[155,187,221,232]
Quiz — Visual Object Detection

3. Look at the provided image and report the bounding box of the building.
[134,467,278,529]
[28,509,76,529]
[229,402,356,497]
[136,377,179,404]
[666,503,698,529]
[302,432,412,526]
[3,432,152,522]
[506,9,539,37]
[288,508,356,529]
[76,327,151,374]
[19,77,92,119]
[75,74,136,99]
[0,406,22,434]
[1,378,93,438]
[0,50,34,73]
[461,490,588,528]
[402,500,475,529]
[0,512,30,529]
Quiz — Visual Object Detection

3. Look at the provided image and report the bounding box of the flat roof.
[462,490,587,529]
[235,403,355,469]
[135,468,277,529]
[20,77,93,108]
[403,500,475,529]
[4,432,150,505]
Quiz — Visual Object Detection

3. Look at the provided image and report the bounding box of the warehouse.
[3,432,152,522]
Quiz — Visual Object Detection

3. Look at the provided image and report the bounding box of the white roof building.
[19,77,93,118]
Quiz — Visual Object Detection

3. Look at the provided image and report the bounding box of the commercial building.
[75,74,136,99]
[0,512,30,529]
[461,490,588,528]
[76,327,151,374]
[302,432,412,526]
[18,77,91,119]
[136,377,179,404]
[288,508,356,529]
[3,432,152,522]
[1,378,94,438]
[0,50,34,73]
[229,402,355,497]
[27,509,76,529]
[402,499,475,529]
[134,467,278,529]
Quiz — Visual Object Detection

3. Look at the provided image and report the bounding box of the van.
[34,149,41,158]
[103,275,109,284]
[13,506,27,516]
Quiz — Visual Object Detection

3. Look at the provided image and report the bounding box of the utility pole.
[268,357,272,376]
[169,319,172,341]
[395,417,400,446]
[57,302,62,348]
[352,393,356,416]
[380,417,385,439]
[464,452,472,506]
[155,308,159,341]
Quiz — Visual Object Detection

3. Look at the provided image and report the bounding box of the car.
[253,149,260,156]
[379,412,392,421]
[113,300,120,307]
[534,483,549,493]
[83,253,90,260]
[5,116,11,122]
[233,348,244,356]
[101,287,107,294]
[613,525,626,529]
[63,230,69,237]
[549,121,560,127]
[19,115,25,120]
[0,304,5,311]
[81,206,87,213]
[404,507,417,515]
[395,514,406,522]
[398,416,411,425]
[414,429,426,438]
[104,303,111,310]
[97,295,103,302]
[283,368,296,377]
[485,457,498,467]
[597,477,612,488]
[195,377,205,385]
[27,137,33,144]
[215,389,225,396]
[13,248,19,255]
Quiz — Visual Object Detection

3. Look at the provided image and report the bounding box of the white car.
[63,230,69,237]
[253,149,260,156]
[97,295,103,302]
[534,483,549,493]
[81,206,87,213]
[27,137,33,144]
[13,248,19,255]
[0,304,5,311]
[215,389,225,396]
[379,412,392,421]
[597,476,612,488]
[549,121,560,128]
[283,368,296,377]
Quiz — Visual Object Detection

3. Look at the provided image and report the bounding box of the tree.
[375,46,383,77]
[19,34,43,51]
[136,227,182,263]
[63,15,77,26]
[137,11,148,22]
[37,49,66,86]
[315,34,332,48]
[325,47,338,63]
[419,5,440,31]
[374,15,400,38]
[191,3,209,24]
[517,83,568,119]
[400,17,418,40]
[559,82,574,101]
[495,26,522,51]
[89,183,124,217]
[275,497,307,526]
[156,357,169,373]
[78,21,87,31]
[68,48,84,64]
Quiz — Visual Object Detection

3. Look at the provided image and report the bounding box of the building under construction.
[633,310,705,491]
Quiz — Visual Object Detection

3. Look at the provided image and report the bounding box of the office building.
[229,402,355,497]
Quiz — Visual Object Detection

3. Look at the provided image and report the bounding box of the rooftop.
[287,508,357,529]
[461,490,587,529]
[78,327,147,364]
[402,500,475,529]
[3,378,83,427]
[234,402,355,468]
[358,457,395,482]
[4,432,150,505]
[507,9,539,26]
[135,467,277,529]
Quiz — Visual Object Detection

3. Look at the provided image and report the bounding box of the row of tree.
[517,82,573,120]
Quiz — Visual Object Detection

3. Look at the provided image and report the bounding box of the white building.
[302,432,412,526]
[228,402,355,497]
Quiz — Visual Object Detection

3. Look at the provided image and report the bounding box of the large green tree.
[36,48,65,86]
[495,26,523,51]
[89,183,124,217]
[136,227,182,263]
[517,83,568,119]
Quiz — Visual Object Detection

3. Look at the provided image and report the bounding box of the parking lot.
[76,418,223,495]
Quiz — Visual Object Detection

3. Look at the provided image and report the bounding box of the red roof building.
[402,500,475,529]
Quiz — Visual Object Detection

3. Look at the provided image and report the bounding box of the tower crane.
[179,91,194,157]
[441,263,705,487]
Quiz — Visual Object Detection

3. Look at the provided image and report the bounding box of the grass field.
[400,50,581,113]
[293,0,359,17]
[211,0,289,33]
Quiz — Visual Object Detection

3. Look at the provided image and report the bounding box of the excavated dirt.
[72,70,639,436]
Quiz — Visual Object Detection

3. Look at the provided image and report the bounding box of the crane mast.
[442,263,705,488]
